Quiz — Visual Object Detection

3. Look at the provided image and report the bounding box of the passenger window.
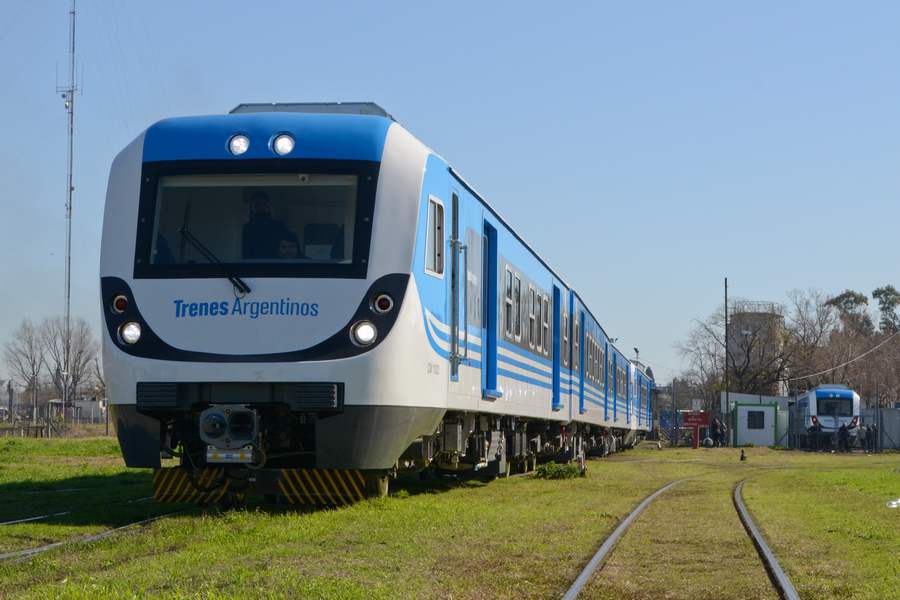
[599,347,605,382]
[425,198,444,276]
[514,275,522,340]
[504,268,513,337]
[528,288,537,348]
[562,314,569,367]
[574,319,580,372]
[542,296,550,355]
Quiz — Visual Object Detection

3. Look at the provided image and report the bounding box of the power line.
[786,329,900,382]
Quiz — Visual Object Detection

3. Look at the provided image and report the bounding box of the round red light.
[373,294,393,314]
[112,295,128,314]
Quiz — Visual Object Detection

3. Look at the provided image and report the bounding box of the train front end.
[99,105,442,503]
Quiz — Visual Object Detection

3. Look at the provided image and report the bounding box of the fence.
[0,425,48,438]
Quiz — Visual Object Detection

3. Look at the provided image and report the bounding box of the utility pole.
[671,378,677,447]
[724,277,729,417]
[57,0,77,429]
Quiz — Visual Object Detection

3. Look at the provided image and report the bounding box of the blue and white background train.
[100,102,653,502]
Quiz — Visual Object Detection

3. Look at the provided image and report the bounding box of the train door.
[604,341,610,421]
[482,221,500,398]
[551,285,561,410]
[578,310,586,415]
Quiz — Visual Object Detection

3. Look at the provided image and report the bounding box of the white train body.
[100,103,651,499]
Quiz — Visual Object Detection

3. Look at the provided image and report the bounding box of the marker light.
[111,294,128,314]
[229,134,250,156]
[372,293,394,314]
[119,321,142,345]
[272,134,295,155]
[351,320,377,346]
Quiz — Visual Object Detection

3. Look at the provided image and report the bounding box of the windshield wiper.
[179,226,252,295]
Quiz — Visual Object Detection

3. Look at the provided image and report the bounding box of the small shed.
[732,401,785,447]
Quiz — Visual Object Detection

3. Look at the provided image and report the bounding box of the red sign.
[681,411,710,427]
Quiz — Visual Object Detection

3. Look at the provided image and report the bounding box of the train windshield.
[816,397,853,417]
[136,168,376,279]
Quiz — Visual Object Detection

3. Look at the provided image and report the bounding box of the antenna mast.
[58,0,77,426]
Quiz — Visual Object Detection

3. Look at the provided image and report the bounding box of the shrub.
[534,462,580,480]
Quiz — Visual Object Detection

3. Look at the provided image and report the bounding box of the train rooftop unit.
[100,102,654,503]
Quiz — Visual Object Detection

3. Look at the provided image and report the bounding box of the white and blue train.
[794,384,860,448]
[100,103,653,504]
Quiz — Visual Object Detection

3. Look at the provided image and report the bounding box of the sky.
[0,1,898,383]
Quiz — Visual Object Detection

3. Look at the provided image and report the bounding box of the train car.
[795,384,860,448]
[100,102,653,505]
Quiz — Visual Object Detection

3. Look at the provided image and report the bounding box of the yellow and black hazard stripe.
[153,467,230,504]
[277,468,366,506]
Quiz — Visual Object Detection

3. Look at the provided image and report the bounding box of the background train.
[794,384,860,448]
[100,102,653,504]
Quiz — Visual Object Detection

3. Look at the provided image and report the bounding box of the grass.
[743,459,900,599]
[0,437,176,553]
[0,439,895,599]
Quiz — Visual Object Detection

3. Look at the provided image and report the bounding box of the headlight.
[272,134,294,156]
[201,413,227,439]
[228,134,250,156]
[119,321,142,345]
[350,320,377,346]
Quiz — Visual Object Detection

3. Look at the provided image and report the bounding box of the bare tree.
[89,357,106,401]
[3,319,45,422]
[40,316,98,419]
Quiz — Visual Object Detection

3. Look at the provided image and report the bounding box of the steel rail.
[0,508,190,563]
[733,480,800,600]
[0,511,71,526]
[561,479,684,600]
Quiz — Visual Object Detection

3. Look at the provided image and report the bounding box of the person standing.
[837,423,849,452]
[868,423,877,452]
[710,419,720,448]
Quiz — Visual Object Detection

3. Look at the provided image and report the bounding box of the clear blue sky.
[1,1,898,383]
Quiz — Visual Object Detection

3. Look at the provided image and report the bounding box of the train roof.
[230,102,395,120]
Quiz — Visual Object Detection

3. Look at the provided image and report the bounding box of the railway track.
[0,508,192,563]
[733,480,800,600]
[0,495,153,527]
[562,476,800,600]
[561,479,684,600]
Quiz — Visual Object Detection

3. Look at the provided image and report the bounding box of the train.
[100,102,653,504]
[793,384,860,448]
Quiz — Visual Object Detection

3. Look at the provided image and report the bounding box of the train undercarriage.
[147,404,642,506]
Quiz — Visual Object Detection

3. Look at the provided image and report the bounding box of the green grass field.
[0,439,895,599]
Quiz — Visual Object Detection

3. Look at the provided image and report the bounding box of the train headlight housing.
[272,134,294,156]
[228,134,250,156]
[119,321,142,345]
[372,293,394,314]
[350,320,377,346]
[111,294,128,314]
[201,413,227,439]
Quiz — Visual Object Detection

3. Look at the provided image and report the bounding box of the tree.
[39,316,97,420]
[872,285,900,334]
[3,319,44,422]
[825,290,874,335]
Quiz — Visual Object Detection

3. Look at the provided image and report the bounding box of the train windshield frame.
[133,159,379,279]
[816,396,853,417]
